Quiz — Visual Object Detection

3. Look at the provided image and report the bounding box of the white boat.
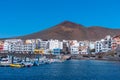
[49,59,64,63]
[0,58,11,67]
[22,61,33,67]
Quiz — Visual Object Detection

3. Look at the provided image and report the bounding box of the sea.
[0,60,120,80]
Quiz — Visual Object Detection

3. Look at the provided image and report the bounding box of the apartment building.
[69,40,79,54]
[112,35,120,50]
[95,35,112,53]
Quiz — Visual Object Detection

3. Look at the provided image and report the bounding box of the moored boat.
[10,63,24,68]
[0,58,11,67]
[33,61,40,66]
[22,61,33,67]
[49,59,64,63]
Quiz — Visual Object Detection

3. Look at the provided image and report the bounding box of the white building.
[3,39,23,52]
[15,39,36,53]
[79,41,90,54]
[69,40,79,54]
[3,39,36,53]
[89,41,95,54]
[95,35,112,53]
[48,40,63,50]
[39,41,49,49]
[89,42,95,50]
[14,44,35,53]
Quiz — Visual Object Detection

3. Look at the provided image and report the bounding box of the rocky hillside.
[8,21,120,41]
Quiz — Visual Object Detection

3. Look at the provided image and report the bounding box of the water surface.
[0,60,120,80]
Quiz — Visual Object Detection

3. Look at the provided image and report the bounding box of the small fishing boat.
[10,63,24,68]
[49,59,64,63]
[22,61,33,67]
[33,61,40,66]
[0,58,11,67]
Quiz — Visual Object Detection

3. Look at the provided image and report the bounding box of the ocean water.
[0,60,120,80]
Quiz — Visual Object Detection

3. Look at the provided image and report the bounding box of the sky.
[0,0,120,38]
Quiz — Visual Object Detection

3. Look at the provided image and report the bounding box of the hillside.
[7,21,120,41]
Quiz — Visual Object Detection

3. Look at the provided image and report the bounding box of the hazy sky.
[0,0,120,38]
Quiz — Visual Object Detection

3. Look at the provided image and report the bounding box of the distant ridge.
[1,21,120,41]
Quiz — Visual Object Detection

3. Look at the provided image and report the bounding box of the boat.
[33,61,40,66]
[22,61,33,67]
[10,63,24,68]
[49,59,64,63]
[33,58,50,66]
[0,58,11,67]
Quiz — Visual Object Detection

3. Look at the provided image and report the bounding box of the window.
[119,55,120,57]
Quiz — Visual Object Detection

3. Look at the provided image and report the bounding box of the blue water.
[0,60,120,80]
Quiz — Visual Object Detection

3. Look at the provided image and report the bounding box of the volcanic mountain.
[15,21,120,41]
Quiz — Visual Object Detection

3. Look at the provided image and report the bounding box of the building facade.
[112,35,120,50]
[95,35,112,53]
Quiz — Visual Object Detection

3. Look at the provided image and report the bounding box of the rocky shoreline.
[70,54,120,62]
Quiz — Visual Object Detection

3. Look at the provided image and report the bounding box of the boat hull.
[10,64,24,68]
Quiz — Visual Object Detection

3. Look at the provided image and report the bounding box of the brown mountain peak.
[58,21,84,28]
[2,21,120,41]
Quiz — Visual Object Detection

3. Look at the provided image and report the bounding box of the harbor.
[0,53,71,68]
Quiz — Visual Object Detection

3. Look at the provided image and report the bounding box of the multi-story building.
[15,44,35,54]
[95,35,112,53]
[69,40,79,54]
[39,41,49,49]
[112,35,120,50]
[79,41,90,54]
[34,39,49,54]
[2,39,36,54]
[48,40,63,55]
[62,40,69,54]
[3,39,23,53]
[48,40,63,50]
[34,39,63,55]
[0,40,4,52]
[89,42,95,50]
[15,39,36,53]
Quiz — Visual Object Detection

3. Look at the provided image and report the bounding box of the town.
[0,34,120,68]
[0,35,120,55]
